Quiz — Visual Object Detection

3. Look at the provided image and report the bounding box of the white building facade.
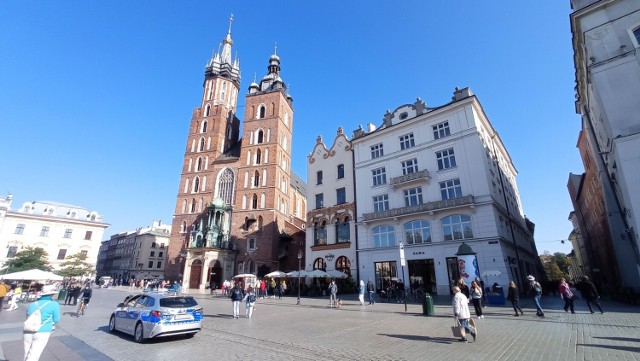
[570,0,640,291]
[352,89,541,295]
[306,128,357,280]
[0,194,109,274]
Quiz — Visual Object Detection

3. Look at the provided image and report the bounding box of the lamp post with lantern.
[297,250,303,305]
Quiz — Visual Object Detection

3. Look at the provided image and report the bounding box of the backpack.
[24,301,51,333]
[534,282,542,295]
[248,294,256,303]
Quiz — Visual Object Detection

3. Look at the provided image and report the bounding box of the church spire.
[220,14,234,64]
[205,15,241,85]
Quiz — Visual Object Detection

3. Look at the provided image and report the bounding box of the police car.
[108,292,203,343]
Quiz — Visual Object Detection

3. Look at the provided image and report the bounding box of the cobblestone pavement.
[1,288,639,361]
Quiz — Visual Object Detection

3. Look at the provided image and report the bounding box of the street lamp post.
[297,250,303,305]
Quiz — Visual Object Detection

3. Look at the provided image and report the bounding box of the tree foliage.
[57,252,94,278]
[3,247,52,272]
[552,252,571,274]
[544,261,565,281]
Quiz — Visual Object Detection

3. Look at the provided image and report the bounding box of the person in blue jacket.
[23,290,61,361]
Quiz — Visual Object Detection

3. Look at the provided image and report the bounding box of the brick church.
[165,17,307,291]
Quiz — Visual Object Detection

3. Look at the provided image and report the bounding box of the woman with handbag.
[559,278,575,314]
[23,290,60,361]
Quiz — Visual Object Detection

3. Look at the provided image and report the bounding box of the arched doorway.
[208,260,222,289]
[189,259,203,289]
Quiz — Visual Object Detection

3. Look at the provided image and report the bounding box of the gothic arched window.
[217,168,234,205]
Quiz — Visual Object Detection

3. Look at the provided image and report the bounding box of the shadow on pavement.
[592,336,640,342]
[378,333,454,344]
[578,343,640,353]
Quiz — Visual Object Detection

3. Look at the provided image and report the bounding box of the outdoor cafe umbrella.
[326,270,349,278]
[1,268,63,281]
[265,270,286,278]
[306,269,331,278]
[285,270,308,277]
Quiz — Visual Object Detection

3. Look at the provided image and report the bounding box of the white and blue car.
[108,292,203,343]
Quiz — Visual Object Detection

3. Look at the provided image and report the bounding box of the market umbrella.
[265,271,286,278]
[233,273,257,279]
[1,268,63,281]
[326,270,349,278]
[285,270,308,277]
[307,269,331,278]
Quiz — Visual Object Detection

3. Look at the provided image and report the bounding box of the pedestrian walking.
[260,279,266,299]
[243,287,257,319]
[559,278,575,314]
[358,280,365,306]
[366,279,376,305]
[230,284,244,319]
[0,280,10,312]
[470,280,484,318]
[278,281,284,300]
[7,284,22,311]
[456,278,470,299]
[23,290,61,361]
[451,286,477,343]
[507,281,523,316]
[576,276,604,314]
[527,275,544,317]
[328,280,338,308]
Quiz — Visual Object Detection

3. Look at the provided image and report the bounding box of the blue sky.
[0,1,578,255]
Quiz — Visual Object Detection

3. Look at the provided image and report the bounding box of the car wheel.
[134,322,145,343]
[108,315,116,333]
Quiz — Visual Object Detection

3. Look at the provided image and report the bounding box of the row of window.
[372,215,473,247]
[370,121,451,160]
[14,224,93,240]
[311,256,351,276]
[372,147,456,185]
[316,164,345,184]
[9,248,91,260]
[314,187,346,209]
[312,216,351,245]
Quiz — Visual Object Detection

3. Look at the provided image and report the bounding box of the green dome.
[455,242,476,255]
[211,197,225,208]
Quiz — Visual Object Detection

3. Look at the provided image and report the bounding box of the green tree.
[544,260,565,281]
[57,252,94,278]
[3,247,52,272]
[552,252,571,274]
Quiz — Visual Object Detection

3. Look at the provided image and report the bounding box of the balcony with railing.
[362,195,474,222]
[390,169,431,188]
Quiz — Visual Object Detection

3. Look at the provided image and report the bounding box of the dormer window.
[399,112,408,120]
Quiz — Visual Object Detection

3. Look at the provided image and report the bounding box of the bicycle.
[77,298,88,317]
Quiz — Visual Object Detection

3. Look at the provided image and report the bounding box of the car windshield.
[159,297,198,308]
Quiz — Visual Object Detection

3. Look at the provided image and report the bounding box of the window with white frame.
[440,178,462,200]
[14,224,25,234]
[436,148,457,170]
[40,226,50,237]
[433,121,451,140]
[401,158,419,175]
[373,225,395,248]
[248,238,256,250]
[315,193,324,209]
[403,187,423,206]
[336,187,346,204]
[316,171,323,185]
[370,143,384,159]
[6,246,18,258]
[337,164,344,179]
[404,220,431,244]
[399,133,415,150]
[441,214,473,241]
[372,167,386,186]
[373,194,389,212]
[64,229,72,238]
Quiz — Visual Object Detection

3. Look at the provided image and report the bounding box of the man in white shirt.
[452,286,477,342]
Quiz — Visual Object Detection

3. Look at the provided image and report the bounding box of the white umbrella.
[265,271,286,278]
[481,270,503,278]
[233,273,257,279]
[326,270,349,278]
[1,268,63,281]
[285,270,308,277]
[307,269,331,278]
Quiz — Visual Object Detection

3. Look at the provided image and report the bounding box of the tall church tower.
[166,17,241,284]
[167,18,307,290]
[230,49,302,276]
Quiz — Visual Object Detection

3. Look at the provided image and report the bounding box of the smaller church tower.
[230,48,303,276]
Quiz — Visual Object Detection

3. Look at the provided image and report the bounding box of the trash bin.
[422,293,435,316]
[57,288,67,301]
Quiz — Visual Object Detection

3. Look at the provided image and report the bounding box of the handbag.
[451,318,464,338]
